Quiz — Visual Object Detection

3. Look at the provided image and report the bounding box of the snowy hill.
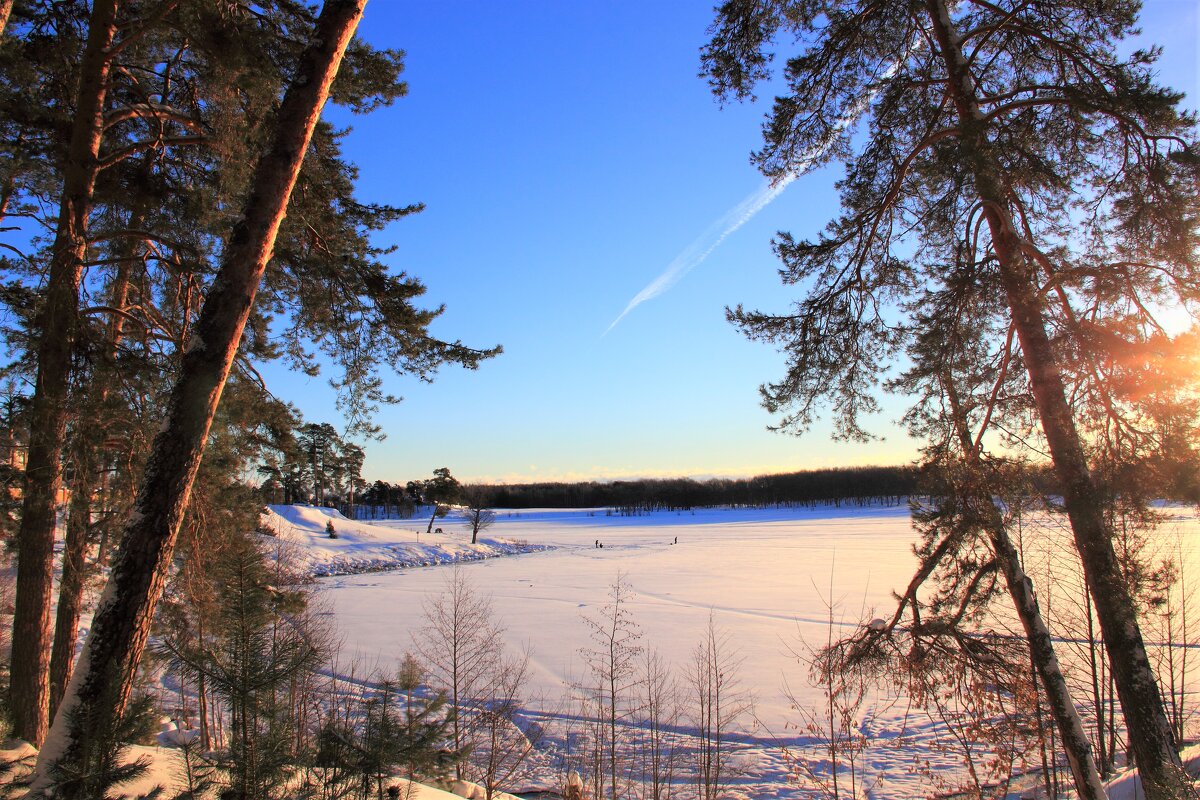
[259,505,548,578]
[0,740,523,800]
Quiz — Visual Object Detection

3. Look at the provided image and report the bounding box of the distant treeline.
[343,457,1199,520]
[469,465,920,511]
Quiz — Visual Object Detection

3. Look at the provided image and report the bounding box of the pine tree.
[315,669,457,799]
[5,0,497,749]
[8,0,498,781]
[424,467,461,535]
[2,0,301,744]
[298,423,340,506]
[884,265,1107,797]
[27,3,368,792]
[703,2,1198,795]
[8,0,121,747]
[164,535,321,800]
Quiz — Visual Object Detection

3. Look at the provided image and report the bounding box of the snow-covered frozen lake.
[321,505,918,730]
[312,502,1200,798]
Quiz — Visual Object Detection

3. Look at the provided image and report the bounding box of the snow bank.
[1102,744,1200,799]
[0,739,37,790]
[442,779,523,800]
[1,738,498,800]
[260,505,550,578]
[386,778,479,799]
[0,740,191,799]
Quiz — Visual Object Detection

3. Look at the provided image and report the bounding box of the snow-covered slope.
[1103,744,1200,799]
[0,739,518,800]
[259,505,548,578]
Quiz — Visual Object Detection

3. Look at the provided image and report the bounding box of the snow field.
[312,503,1200,799]
[317,505,938,797]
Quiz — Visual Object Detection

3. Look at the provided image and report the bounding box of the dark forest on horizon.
[345,458,1200,517]
[471,465,919,510]
[343,465,920,515]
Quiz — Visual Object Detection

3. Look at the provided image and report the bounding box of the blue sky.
[267,1,1200,485]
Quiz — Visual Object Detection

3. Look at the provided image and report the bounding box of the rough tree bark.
[0,0,13,37]
[47,454,92,724]
[28,1,366,794]
[924,1,1191,796]
[48,210,146,721]
[9,0,120,747]
[942,379,1107,800]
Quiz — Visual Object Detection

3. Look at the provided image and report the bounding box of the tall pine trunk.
[924,2,1190,796]
[47,460,91,724]
[991,526,1108,798]
[943,379,1107,800]
[28,2,366,793]
[9,0,120,747]
[48,210,146,720]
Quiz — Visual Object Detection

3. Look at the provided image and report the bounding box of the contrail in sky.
[603,173,797,336]
[605,53,912,336]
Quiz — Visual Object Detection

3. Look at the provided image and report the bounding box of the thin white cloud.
[605,52,912,336]
[604,174,797,336]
